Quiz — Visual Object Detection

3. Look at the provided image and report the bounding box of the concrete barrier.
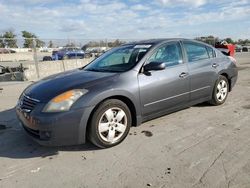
[23,58,94,81]
[0,52,34,62]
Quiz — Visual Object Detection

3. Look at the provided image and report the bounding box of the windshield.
[84,44,152,72]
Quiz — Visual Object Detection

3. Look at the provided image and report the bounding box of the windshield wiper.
[85,68,122,73]
[85,68,104,72]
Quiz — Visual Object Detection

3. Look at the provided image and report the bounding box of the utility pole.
[33,38,40,79]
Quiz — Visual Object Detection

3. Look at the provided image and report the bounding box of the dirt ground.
[0,52,250,188]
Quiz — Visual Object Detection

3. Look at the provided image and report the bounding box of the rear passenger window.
[184,43,209,62]
[207,47,216,58]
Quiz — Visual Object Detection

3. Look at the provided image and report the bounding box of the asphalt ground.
[0,52,250,188]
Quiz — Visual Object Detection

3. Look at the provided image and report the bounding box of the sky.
[0,0,250,41]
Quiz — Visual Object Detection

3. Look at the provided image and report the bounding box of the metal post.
[62,60,66,72]
[33,38,40,79]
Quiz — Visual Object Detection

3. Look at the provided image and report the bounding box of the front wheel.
[209,75,229,105]
[88,99,132,148]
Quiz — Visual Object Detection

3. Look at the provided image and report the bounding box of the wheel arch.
[85,95,139,141]
[219,72,232,92]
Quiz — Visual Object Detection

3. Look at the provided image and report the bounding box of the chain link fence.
[1,37,244,81]
[0,38,136,81]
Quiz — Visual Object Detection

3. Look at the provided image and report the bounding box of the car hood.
[24,69,117,102]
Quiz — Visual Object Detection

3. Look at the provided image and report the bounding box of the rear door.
[138,42,190,117]
[182,41,217,102]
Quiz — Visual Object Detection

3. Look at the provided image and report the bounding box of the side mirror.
[144,62,165,72]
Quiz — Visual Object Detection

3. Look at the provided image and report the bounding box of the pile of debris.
[0,64,27,81]
[215,41,235,57]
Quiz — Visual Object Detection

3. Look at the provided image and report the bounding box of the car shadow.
[0,108,99,159]
[194,102,213,108]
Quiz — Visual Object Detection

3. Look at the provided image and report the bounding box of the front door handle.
[179,72,188,78]
[212,63,219,68]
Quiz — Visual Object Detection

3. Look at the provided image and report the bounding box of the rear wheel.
[88,99,131,148]
[209,75,229,105]
[42,56,52,61]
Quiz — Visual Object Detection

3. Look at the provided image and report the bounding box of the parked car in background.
[84,47,109,59]
[42,56,53,61]
[52,47,85,60]
[0,48,16,54]
[235,45,242,52]
[16,39,238,148]
[242,46,249,52]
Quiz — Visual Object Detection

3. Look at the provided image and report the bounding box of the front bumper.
[16,105,94,146]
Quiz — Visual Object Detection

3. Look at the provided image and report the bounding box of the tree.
[0,34,4,48]
[65,42,76,47]
[108,39,124,47]
[36,39,45,48]
[22,30,45,48]
[224,38,234,44]
[22,31,34,48]
[81,39,125,51]
[195,36,219,46]
[236,39,250,46]
[3,30,18,48]
[48,40,53,48]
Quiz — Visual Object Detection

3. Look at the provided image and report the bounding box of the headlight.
[43,89,88,112]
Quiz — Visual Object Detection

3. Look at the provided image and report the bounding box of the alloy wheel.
[216,80,228,102]
[98,107,128,143]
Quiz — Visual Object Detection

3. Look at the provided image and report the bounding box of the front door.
[138,42,190,117]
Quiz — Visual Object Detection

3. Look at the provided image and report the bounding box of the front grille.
[19,94,39,113]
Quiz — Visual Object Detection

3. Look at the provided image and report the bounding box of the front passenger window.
[148,43,183,67]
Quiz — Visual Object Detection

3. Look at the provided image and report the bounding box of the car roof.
[124,38,213,47]
[124,38,176,45]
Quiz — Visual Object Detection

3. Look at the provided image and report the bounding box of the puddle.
[242,105,250,110]
[141,130,153,137]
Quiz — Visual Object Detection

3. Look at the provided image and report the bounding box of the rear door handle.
[212,63,219,68]
[179,72,188,78]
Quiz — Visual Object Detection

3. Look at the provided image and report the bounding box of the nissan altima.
[16,39,238,148]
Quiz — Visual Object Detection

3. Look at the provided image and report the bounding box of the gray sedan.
[16,39,238,148]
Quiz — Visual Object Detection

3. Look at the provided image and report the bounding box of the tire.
[43,56,52,61]
[0,65,6,75]
[88,99,132,148]
[209,75,229,105]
